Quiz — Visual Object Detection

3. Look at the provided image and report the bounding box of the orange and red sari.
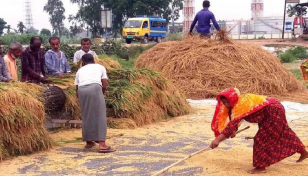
[211,88,305,168]
[301,59,308,81]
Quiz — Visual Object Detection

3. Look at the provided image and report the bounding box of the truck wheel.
[142,36,148,44]
[126,39,132,44]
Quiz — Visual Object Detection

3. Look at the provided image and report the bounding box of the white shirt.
[74,64,108,87]
[73,50,97,63]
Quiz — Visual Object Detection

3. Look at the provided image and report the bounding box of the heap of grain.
[51,56,191,128]
[0,82,53,160]
[135,31,308,101]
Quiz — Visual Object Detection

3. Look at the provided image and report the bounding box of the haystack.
[0,82,53,160]
[51,56,191,128]
[135,31,308,101]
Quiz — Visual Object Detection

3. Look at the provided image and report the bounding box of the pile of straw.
[54,56,191,128]
[0,82,53,160]
[135,31,308,101]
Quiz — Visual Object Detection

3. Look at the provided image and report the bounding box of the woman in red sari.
[210,88,308,174]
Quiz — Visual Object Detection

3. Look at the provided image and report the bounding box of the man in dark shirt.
[21,36,48,84]
[189,0,220,38]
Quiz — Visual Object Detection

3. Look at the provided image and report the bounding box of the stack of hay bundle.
[0,82,53,160]
[135,30,308,102]
[50,56,191,128]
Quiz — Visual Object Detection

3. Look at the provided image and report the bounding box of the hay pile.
[0,82,53,160]
[135,31,308,101]
[53,56,191,128]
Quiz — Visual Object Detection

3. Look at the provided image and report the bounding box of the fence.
[229,33,293,40]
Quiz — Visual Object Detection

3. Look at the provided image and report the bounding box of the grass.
[289,69,303,80]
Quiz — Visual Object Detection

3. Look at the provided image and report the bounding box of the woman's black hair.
[220,96,228,101]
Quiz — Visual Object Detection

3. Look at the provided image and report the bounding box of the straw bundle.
[135,31,308,101]
[51,56,191,127]
[0,82,53,160]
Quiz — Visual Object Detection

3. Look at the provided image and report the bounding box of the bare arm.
[101,79,107,94]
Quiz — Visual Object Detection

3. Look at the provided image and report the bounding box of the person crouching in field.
[74,54,114,153]
[210,88,308,174]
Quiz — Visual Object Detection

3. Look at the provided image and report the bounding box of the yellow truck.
[122,15,167,44]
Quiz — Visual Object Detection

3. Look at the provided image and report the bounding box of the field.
[0,37,308,175]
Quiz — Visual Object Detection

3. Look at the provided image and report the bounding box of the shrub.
[278,50,296,63]
[0,33,49,45]
[291,46,308,59]
[163,32,184,41]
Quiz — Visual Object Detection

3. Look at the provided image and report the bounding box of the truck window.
[124,20,143,28]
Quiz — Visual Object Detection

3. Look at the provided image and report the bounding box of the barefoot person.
[75,54,114,153]
[210,88,308,174]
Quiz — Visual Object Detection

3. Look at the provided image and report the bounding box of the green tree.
[40,28,52,36]
[70,0,183,36]
[5,25,11,33]
[287,4,307,17]
[44,0,66,36]
[17,22,26,34]
[0,18,7,36]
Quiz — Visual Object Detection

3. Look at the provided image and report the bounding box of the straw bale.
[135,30,308,102]
[0,82,53,160]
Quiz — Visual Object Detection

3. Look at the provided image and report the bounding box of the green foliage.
[70,0,184,36]
[257,36,265,40]
[44,0,66,36]
[17,22,26,34]
[0,18,7,36]
[278,50,296,63]
[291,46,308,59]
[289,69,303,80]
[40,28,52,37]
[0,33,49,45]
[287,4,307,17]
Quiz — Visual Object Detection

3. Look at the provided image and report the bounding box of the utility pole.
[282,0,287,39]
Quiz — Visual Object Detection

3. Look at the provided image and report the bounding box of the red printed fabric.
[224,100,305,168]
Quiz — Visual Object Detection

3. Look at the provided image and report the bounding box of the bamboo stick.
[152,126,250,176]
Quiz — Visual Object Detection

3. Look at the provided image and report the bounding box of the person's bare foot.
[247,167,266,174]
[85,141,95,149]
[297,150,308,162]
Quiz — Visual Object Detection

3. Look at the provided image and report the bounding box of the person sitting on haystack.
[21,36,48,84]
[4,42,23,81]
[45,37,71,78]
[0,54,12,82]
[189,0,220,38]
[74,53,115,153]
[301,58,308,81]
[210,88,308,174]
[73,38,97,64]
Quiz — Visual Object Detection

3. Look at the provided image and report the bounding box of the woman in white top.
[75,53,114,153]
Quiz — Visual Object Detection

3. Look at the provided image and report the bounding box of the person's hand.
[230,132,236,138]
[58,73,63,79]
[6,79,11,83]
[210,139,220,149]
[40,77,51,84]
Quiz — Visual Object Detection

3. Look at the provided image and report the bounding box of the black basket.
[43,86,66,113]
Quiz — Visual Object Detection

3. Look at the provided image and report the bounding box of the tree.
[69,0,183,36]
[44,0,66,37]
[40,28,52,36]
[287,4,307,17]
[0,18,7,36]
[5,25,11,33]
[26,27,39,34]
[17,22,26,34]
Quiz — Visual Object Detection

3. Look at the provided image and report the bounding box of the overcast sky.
[1,0,308,31]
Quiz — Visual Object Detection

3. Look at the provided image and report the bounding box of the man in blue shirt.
[189,0,220,38]
[45,37,71,78]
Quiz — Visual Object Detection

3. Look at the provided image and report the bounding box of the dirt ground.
[238,39,308,48]
[0,101,307,176]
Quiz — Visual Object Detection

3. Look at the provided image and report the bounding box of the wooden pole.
[152,126,250,176]
[282,0,287,39]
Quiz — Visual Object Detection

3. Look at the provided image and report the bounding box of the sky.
[0,0,308,31]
